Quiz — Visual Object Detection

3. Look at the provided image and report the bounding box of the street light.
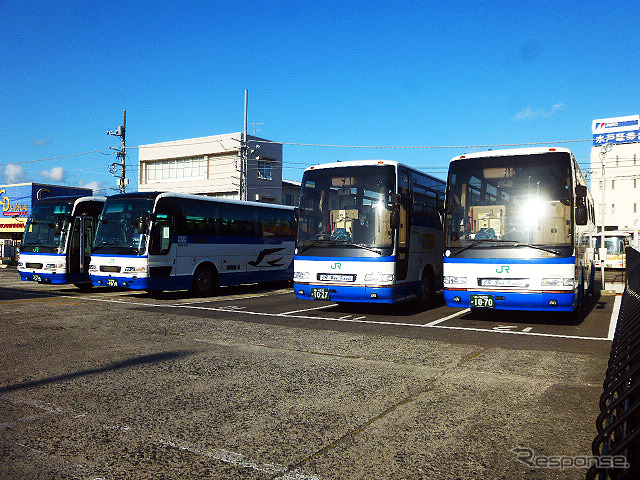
[599,143,613,290]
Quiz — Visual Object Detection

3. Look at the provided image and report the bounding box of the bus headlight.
[364,273,395,282]
[541,278,574,287]
[444,276,468,285]
[89,264,98,271]
[294,271,309,280]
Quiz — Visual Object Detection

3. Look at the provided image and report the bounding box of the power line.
[0,150,109,167]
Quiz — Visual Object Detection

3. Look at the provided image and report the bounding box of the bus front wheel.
[419,268,436,306]
[192,265,218,296]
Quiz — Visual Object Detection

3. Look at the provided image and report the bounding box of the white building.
[590,115,640,236]
[138,132,292,204]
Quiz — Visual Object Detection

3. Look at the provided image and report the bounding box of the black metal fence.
[588,246,640,479]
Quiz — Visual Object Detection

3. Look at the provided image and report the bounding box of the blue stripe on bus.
[91,269,292,291]
[294,256,395,262]
[19,252,65,257]
[92,254,148,258]
[175,235,293,244]
[444,256,576,264]
[444,289,576,312]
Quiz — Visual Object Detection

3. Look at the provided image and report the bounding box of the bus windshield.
[445,152,573,248]
[21,202,72,253]
[297,165,395,251]
[593,235,628,254]
[93,198,154,255]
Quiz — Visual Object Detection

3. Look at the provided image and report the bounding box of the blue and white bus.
[89,192,295,294]
[294,160,446,304]
[443,147,595,313]
[18,195,106,288]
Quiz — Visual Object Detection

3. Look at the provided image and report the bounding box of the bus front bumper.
[444,289,577,312]
[294,283,403,303]
[19,271,89,285]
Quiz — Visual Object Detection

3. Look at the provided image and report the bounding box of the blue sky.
[1,0,639,194]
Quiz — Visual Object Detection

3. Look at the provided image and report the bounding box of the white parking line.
[37,294,613,342]
[608,295,622,340]
[422,308,471,326]
[158,438,323,479]
[281,304,339,315]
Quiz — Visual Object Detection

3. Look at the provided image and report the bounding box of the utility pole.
[108,110,127,193]
[240,90,248,201]
[599,143,613,291]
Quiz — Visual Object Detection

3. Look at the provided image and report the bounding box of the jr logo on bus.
[330,262,342,270]
[496,266,510,273]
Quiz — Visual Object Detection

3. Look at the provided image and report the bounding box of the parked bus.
[18,195,106,288]
[89,192,295,294]
[294,160,446,304]
[591,230,631,269]
[443,147,595,313]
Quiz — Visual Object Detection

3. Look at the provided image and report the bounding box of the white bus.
[443,147,595,313]
[294,160,446,304]
[591,230,630,269]
[18,195,106,288]
[89,192,295,294]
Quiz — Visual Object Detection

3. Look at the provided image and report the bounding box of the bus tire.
[192,264,218,296]
[419,267,436,306]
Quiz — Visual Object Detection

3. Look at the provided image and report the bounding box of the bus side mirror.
[575,205,588,225]
[390,209,400,229]
[54,215,65,234]
[575,185,587,198]
[137,216,148,234]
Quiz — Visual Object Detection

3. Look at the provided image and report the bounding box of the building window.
[145,157,206,183]
[257,160,273,180]
[635,178,638,189]
[612,180,615,190]
[611,204,615,214]
[635,203,637,214]
[285,193,293,205]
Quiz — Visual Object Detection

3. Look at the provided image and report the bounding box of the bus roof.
[450,147,573,163]
[35,195,106,205]
[304,159,445,183]
[104,191,295,211]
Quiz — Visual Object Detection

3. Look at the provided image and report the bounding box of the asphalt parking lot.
[0,267,619,479]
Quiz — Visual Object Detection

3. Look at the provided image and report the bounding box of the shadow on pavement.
[0,350,195,394]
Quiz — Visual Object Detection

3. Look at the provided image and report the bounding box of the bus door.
[68,216,93,274]
[396,168,412,281]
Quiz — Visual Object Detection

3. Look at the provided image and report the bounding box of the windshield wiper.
[451,239,560,256]
[337,242,382,255]
[508,242,561,255]
[92,242,127,252]
[297,239,336,254]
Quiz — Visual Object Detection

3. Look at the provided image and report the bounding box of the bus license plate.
[470,294,495,309]
[32,274,42,282]
[107,279,119,287]
[311,288,330,300]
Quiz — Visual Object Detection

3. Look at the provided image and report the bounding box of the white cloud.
[5,164,26,183]
[77,180,102,193]
[40,166,66,182]
[513,103,566,121]
[32,138,51,147]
